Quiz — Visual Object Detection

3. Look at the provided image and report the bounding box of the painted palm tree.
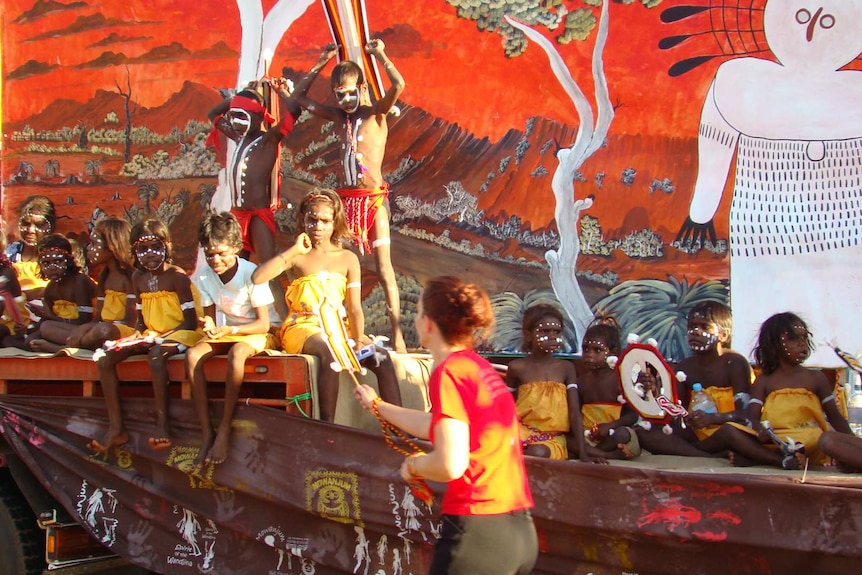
[175,188,191,207]
[14,161,34,181]
[197,183,216,208]
[137,182,160,214]
[43,159,61,178]
[595,277,728,362]
[85,160,102,177]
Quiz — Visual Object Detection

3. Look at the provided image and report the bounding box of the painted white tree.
[504,0,614,348]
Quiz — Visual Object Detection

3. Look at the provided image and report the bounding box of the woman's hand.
[353,384,379,412]
[295,233,312,255]
[399,456,414,482]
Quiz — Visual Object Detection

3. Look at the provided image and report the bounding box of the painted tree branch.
[504,0,614,347]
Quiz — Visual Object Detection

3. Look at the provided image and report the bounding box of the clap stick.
[315,298,434,506]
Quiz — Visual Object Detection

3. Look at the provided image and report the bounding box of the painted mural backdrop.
[1,0,860,365]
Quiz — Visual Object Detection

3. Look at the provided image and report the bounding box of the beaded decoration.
[521,422,564,448]
[372,398,434,507]
[132,234,162,247]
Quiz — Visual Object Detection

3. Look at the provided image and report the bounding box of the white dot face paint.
[531,317,564,354]
[87,234,107,266]
[134,239,167,271]
[687,315,721,352]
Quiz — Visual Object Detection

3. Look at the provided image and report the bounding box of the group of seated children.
[510,300,862,474]
[2,193,861,473]
[1,191,402,466]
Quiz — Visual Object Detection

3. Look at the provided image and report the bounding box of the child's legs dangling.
[148,342,182,449]
[303,335,340,422]
[186,341,220,465]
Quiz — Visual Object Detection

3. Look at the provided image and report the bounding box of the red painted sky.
[1,0,726,140]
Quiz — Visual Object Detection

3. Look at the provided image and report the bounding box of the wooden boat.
[0,351,860,575]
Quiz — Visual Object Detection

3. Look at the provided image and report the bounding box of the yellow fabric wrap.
[581,403,622,430]
[140,289,202,347]
[52,300,79,320]
[101,289,127,322]
[516,381,569,460]
[280,271,348,354]
[12,261,48,292]
[101,289,135,338]
[692,386,735,441]
[761,388,830,465]
[204,332,277,354]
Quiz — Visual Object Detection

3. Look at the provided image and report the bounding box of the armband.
[97,297,106,302]
[231,326,238,335]
[126,293,136,299]
[506,386,517,393]
[749,397,763,406]
[180,301,195,311]
[135,303,143,310]
[566,383,579,390]
[733,392,751,409]
[347,282,361,289]
[278,114,295,136]
[821,393,836,404]
[78,305,93,313]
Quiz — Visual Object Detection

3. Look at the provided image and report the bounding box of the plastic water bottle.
[690,383,718,414]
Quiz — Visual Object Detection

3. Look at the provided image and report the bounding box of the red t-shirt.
[429,349,534,515]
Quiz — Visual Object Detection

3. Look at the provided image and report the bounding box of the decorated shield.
[616,342,680,423]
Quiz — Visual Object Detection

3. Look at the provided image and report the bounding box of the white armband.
[126,293,136,298]
[566,383,579,390]
[180,301,195,311]
[506,386,517,393]
[347,282,361,289]
[135,303,143,310]
[96,297,106,302]
[733,392,751,409]
[78,305,93,313]
[749,397,763,406]
[821,393,836,404]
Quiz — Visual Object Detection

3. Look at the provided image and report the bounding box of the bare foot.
[781,452,806,470]
[88,429,129,453]
[194,432,214,466]
[29,338,62,354]
[728,452,755,467]
[147,437,172,450]
[205,430,230,465]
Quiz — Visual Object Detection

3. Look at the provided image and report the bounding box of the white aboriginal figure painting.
[675,0,862,365]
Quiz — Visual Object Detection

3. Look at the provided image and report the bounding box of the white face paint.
[334,85,360,113]
[226,108,252,136]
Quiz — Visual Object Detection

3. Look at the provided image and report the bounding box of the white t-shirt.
[193,258,282,327]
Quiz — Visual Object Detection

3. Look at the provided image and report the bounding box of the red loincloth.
[231,207,277,254]
[337,186,389,255]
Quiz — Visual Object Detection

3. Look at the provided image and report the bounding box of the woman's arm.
[354,384,431,439]
[402,417,469,483]
[252,234,311,284]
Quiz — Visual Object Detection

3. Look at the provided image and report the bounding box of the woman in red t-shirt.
[355,276,538,575]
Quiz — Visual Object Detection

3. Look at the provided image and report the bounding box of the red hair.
[421,276,494,348]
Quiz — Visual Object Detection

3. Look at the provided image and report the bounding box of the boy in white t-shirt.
[188,211,281,466]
